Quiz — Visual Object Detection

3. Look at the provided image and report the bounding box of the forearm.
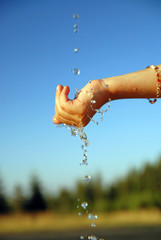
[53,64,161,127]
[102,64,161,101]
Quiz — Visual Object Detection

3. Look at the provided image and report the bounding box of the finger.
[60,85,70,103]
[54,85,64,122]
[55,84,63,103]
[55,84,63,113]
[53,115,62,124]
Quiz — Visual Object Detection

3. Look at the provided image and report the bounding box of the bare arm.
[103,64,161,101]
[53,64,161,127]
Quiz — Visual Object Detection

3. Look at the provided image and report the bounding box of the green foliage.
[0,178,11,214]
[12,185,25,212]
[24,175,47,212]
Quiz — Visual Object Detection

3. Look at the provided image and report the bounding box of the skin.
[53,64,161,127]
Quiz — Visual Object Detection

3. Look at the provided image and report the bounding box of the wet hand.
[53,81,105,127]
[53,85,91,127]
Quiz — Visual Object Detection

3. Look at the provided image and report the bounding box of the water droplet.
[84,153,87,158]
[75,88,80,98]
[74,48,79,53]
[74,23,78,28]
[88,235,97,240]
[80,236,85,239]
[83,175,91,182]
[81,145,85,149]
[91,100,96,104]
[74,24,79,33]
[88,213,98,220]
[70,128,77,136]
[101,117,104,121]
[88,213,94,220]
[91,223,96,227]
[73,68,80,75]
[85,140,90,147]
[77,205,79,208]
[78,212,82,216]
[105,84,108,88]
[81,135,87,140]
[73,14,79,19]
[81,202,88,209]
[81,159,88,165]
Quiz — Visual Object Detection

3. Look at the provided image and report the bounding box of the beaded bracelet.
[146,65,161,104]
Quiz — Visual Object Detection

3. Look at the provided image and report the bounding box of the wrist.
[99,77,117,102]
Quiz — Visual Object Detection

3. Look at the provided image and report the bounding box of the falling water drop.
[74,23,78,28]
[81,158,88,165]
[83,175,91,182]
[88,235,97,240]
[73,68,80,75]
[88,213,94,220]
[81,145,85,149]
[70,128,77,136]
[73,14,79,19]
[91,223,96,227]
[74,24,79,33]
[74,48,79,53]
[85,140,90,147]
[84,153,87,158]
[80,236,85,239]
[81,202,88,209]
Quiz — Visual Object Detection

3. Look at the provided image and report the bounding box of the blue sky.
[0,0,161,195]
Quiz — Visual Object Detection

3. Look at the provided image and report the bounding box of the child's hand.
[53,80,107,127]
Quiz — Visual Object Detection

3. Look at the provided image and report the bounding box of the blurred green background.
[1,156,161,214]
